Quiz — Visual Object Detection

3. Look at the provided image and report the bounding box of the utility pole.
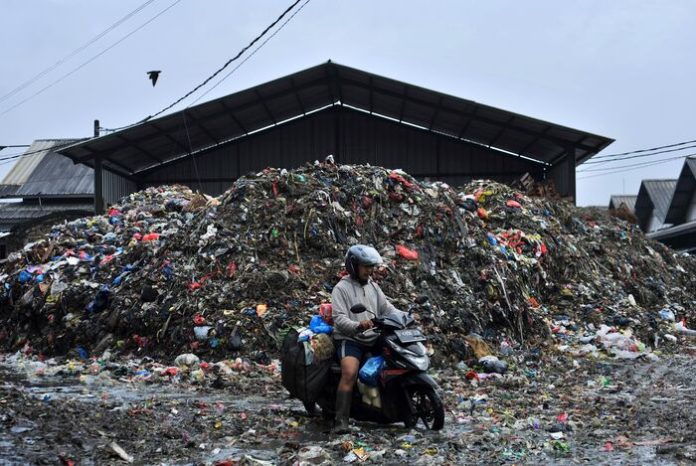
[93,119,104,214]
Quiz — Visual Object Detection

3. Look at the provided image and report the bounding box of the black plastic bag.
[281,329,330,403]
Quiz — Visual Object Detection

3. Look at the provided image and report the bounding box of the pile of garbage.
[2,162,695,365]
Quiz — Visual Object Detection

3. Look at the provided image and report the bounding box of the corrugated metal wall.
[138,106,544,195]
[102,170,137,205]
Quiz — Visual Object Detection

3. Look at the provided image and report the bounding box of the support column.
[567,143,576,202]
[93,119,104,214]
[334,107,341,161]
[94,155,104,214]
[548,144,577,204]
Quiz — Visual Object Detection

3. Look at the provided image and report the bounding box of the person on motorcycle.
[330,244,406,433]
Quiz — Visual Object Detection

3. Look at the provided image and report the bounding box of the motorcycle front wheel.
[404,386,445,431]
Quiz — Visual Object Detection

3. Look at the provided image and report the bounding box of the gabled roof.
[634,179,677,231]
[609,195,637,212]
[56,61,614,178]
[664,157,696,224]
[0,140,54,197]
[0,139,90,199]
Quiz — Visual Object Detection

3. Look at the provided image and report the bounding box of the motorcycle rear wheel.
[404,386,445,430]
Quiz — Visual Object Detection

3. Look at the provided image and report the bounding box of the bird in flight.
[147,70,162,87]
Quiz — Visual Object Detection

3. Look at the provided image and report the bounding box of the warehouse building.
[56,61,613,213]
[608,195,637,212]
[648,158,696,252]
[634,179,677,233]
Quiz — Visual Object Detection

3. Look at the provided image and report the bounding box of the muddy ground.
[1,350,695,465]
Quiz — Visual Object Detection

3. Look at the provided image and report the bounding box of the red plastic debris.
[193,314,206,325]
[226,261,237,277]
[465,370,480,381]
[603,441,614,452]
[288,264,301,274]
[396,244,419,261]
[557,412,569,423]
[142,233,160,242]
[388,171,419,191]
[506,200,522,209]
[389,192,405,202]
[133,334,148,348]
[320,303,333,325]
[477,207,488,219]
[99,255,114,266]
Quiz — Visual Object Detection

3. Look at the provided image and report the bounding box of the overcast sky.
[0,0,694,205]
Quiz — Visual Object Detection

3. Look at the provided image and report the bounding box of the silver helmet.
[345,244,383,279]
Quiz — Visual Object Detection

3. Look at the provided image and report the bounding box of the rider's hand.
[358,319,374,330]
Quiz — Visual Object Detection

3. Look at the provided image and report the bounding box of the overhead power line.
[138,0,304,124]
[1,0,308,168]
[581,143,696,166]
[591,138,696,160]
[0,0,181,117]
[0,140,82,164]
[188,0,312,106]
[0,0,157,106]
[577,153,694,180]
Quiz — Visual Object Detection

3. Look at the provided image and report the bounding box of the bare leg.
[338,356,360,392]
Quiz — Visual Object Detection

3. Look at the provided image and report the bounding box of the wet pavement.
[1,350,695,465]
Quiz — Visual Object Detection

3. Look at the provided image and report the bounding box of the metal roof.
[609,195,637,212]
[0,201,93,232]
[16,141,92,198]
[56,61,614,178]
[664,157,696,224]
[0,140,53,196]
[648,219,696,241]
[0,139,87,198]
[634,179,677,229]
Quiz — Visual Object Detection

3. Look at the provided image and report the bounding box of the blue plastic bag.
[18,270,32,284]
[309,315,333,334]
[358,355,385,386]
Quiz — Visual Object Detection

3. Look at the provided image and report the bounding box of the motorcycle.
[307,309,445,431]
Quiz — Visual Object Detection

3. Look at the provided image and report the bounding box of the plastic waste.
[675,320,696,337]
[174,353,200,367]
[479,355,507,374]
[194,326,212,341]
[319,303,333,325]
[659,309,675,321]
[358,355,384,386]
[395,244,419,260]
[309,315,333,334]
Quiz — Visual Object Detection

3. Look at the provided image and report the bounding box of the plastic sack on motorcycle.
[358,355,385,386]
[309,315,333,334]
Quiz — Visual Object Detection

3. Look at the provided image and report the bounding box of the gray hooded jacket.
[331,275,403,345]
